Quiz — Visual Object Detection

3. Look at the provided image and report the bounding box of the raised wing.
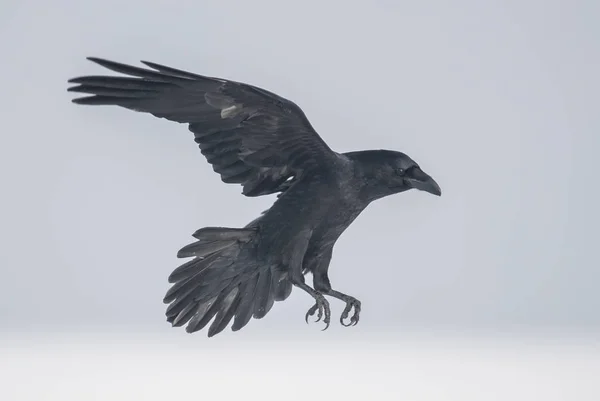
[68,57,338,197]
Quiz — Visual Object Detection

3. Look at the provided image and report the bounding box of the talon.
[321,307,331,331]
[340,303,353,327]
[305,295,331,330]
[315,305,323,322]
[323,309,331,331]
[305,304,318,324]
[340,300,361,328]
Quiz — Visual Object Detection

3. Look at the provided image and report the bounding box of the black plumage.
[68,57,441,337]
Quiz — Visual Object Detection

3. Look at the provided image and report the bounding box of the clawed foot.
[305,293,331,331]
[340,297,361,327]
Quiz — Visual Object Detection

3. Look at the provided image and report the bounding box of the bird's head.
[345,149,442,202]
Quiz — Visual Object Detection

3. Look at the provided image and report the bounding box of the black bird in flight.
[68,57,441,337]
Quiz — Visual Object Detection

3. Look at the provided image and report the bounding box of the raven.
[67,57,441,337]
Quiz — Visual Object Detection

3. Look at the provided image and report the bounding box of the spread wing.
[68,57,338,197]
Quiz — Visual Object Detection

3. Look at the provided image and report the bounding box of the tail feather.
[184,294,224,333]
[207,286,242,337]
[164,256,231,303]
[231,274,259,331]
[166,278,232,321]
[183,295,219,333]
[191,227,254,241]
[167,253,219,284]
[273,270,293,301]
[171,302,198,327]
[164,226,293,337]
[253,269,275,319]
[176,239,238,259]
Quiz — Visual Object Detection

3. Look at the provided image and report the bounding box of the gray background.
[3,1,600,400]
[2,0,599,336]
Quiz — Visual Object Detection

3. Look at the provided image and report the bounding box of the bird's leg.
[313,269,361,327]
[323,289,361,327]
[290,273,331,330]
[288,229,331,330]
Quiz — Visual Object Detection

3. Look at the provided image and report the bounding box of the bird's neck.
[345,157,394,205]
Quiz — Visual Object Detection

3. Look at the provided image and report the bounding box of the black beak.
[406,168,442,196]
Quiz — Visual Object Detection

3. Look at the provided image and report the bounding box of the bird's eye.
[397,168,405,175]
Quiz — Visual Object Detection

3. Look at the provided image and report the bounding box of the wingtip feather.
[70,96,96,105]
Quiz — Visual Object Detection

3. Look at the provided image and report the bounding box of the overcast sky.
[1,0,599,339]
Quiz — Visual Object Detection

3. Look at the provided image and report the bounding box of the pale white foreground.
[2,330,599,401]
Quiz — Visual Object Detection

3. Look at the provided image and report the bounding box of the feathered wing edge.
[164,227,292,337]
[67,58,314,198]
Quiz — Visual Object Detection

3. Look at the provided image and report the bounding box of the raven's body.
[68,57,441,337]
